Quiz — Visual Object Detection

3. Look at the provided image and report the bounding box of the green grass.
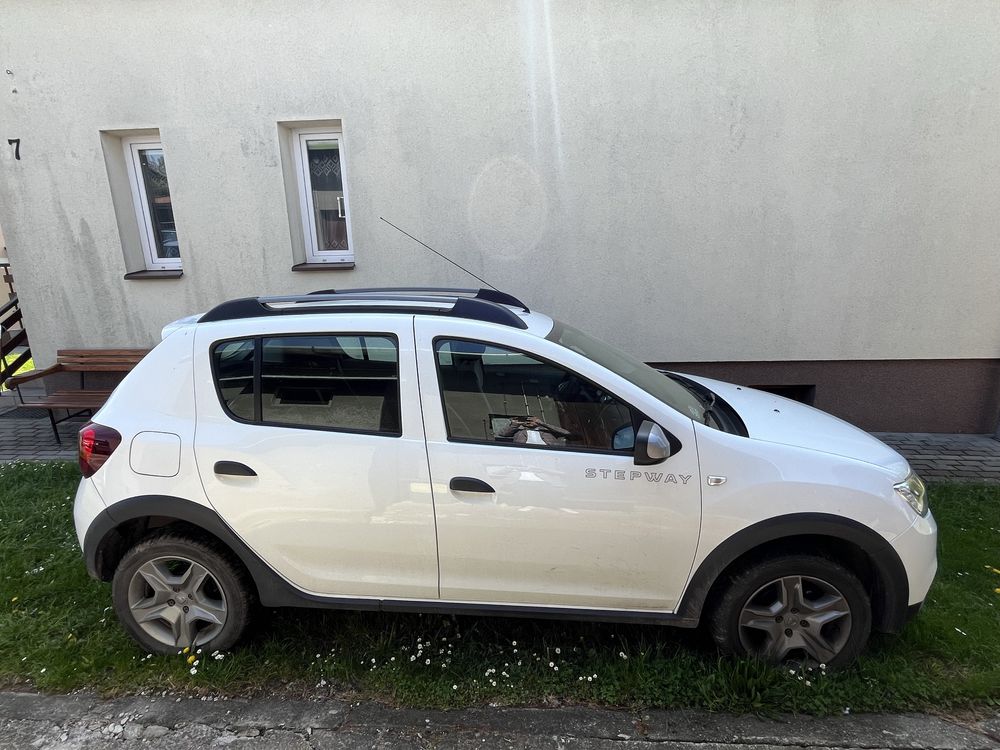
[1,460,998,713]
[0,354,32,390]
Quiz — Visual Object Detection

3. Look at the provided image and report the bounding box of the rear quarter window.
[212,339,255,421]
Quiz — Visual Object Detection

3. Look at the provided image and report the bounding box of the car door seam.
[413,315,443,598]
[675,421,706,608]
[190,327,217,513]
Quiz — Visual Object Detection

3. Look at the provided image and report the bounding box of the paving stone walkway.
[0,415,81,461]
[0,391,81,460]
[873,433,1000,483]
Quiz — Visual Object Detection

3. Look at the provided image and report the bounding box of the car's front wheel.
[708,554,871,668]
[111,534,252,654]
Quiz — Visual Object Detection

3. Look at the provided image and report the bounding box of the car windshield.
[546,320,708,423]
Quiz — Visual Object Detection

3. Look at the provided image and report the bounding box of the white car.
[73,288,937,667]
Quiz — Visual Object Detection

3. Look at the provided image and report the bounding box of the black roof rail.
[198,293,529,330]
[307,287,528,311]
[451,297,528,328]
[200,298,269,323]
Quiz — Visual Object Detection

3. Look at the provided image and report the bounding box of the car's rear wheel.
[708,554,871,668]
[112,534,252,654]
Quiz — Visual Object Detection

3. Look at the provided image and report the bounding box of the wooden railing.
[0,294,31,387]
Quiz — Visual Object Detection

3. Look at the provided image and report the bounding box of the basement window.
[752,384,817,406]
[123,137,180,270]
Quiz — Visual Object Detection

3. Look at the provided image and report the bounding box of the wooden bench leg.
[45,408,95,446]
[48,409,61,444]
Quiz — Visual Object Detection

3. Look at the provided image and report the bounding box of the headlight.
[894,472,928,516]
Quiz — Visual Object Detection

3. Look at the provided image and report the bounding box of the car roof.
[162,288,555,340]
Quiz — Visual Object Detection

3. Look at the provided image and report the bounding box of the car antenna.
[380,216,500,291]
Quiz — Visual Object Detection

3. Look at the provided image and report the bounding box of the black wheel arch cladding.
[676,513,911,633]
[84,495,292,606]
[85,496,911,630]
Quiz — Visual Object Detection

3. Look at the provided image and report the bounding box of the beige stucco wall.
[0,0,998,368]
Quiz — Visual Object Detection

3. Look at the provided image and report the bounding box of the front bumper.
[891,509,938,607]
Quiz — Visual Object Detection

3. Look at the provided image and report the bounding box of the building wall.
[0,1,998,430]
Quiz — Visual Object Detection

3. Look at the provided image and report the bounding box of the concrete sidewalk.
[1,691,998,749]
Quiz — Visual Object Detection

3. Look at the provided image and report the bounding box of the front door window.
[434,339,635,453]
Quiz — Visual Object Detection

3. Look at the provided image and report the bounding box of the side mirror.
[634,420,671,465]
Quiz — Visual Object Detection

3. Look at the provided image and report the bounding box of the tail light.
[79,422,122,478]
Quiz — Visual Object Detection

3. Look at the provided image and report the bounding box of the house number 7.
[7,139,20,160]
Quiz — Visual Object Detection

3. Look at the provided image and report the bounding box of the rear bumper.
[73,478,105,557]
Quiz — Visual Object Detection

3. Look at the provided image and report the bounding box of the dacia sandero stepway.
[73,288,937,667]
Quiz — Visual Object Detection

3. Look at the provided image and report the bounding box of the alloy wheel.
[737,574,852,664]
[126,556,228,649]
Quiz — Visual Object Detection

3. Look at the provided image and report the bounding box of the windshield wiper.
[659,370,718,425]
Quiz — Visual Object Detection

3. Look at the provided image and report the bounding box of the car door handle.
[214,461,257,477]
[449,476,495,493]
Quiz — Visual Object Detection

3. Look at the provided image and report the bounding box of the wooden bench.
[4,349,149,443]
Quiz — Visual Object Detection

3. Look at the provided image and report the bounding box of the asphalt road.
[2,691,999,749]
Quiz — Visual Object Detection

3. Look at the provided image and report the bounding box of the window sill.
[124,269,183,280]
[291,261,356,272]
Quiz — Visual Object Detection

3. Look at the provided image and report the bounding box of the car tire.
[708,553,871,669]
[112,533,253,654]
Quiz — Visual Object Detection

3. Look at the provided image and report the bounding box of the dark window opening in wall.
[123,137,180,270]
[751,384,817,406]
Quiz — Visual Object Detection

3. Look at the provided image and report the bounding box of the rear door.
[414,317,702,611]
[192,315,438,599]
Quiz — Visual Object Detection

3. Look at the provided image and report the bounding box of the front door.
[414,318,702,611]
[192,317,437,599]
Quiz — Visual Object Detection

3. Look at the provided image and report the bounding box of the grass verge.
[0,354,33,391]
[1,461,998,713]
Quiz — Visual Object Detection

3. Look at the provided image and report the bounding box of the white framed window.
[292,128,354,264]
[122,136,180,270]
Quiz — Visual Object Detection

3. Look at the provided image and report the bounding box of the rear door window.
[210,334,401,435]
